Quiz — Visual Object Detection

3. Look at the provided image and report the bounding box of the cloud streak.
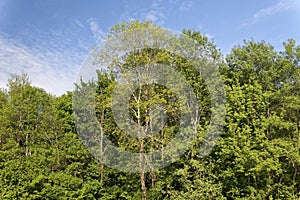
[120,0,167,25]
[141,0,166,25]
[0,34,88,95]
[245,0,300,25]
[88,18,106,42]
[179,0,193,12]
[0,16,110,96]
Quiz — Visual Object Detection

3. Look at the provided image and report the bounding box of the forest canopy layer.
[0,21,300,199]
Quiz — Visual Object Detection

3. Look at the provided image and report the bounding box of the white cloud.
[204,33,214,40]
[143,9,165,24]
[0,34,87,95]
[179,0,193,12]
[0,17,107,96]
[74,19,84,29]
[120,0,167,25]
[247,0,300,25]
[88,18,106,42]
[141,0,166,25]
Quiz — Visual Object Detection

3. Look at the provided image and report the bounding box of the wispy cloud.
[179,0,193,12]
[87,18,106,42]
[0,16,111,95]
[0,33,88,95]
[142,10,165,25]
[74,19,85,29]
[245,0,300,25]
[141,1,166,25]
[120,0,167,25]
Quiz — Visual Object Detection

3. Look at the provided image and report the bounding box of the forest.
[0,21,299,199]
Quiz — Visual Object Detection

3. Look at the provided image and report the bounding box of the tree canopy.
[0,20,299,199]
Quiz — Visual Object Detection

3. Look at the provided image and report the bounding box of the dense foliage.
[0,21,299,199]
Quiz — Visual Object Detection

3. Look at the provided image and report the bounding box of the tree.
[1,21,300,199]
[214,39,300,199]
[73,20,225,199]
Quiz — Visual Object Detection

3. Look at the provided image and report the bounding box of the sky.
[0,0,299,95]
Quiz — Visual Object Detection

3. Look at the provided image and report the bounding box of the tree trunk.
[99,110,105,186]
[137,98,147,200]
[140,140,147,200]
[100,163,104,186]
[151,168,155,187]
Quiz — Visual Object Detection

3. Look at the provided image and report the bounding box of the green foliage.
[0,21,299,199]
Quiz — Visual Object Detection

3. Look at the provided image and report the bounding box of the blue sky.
[0,0,299,95]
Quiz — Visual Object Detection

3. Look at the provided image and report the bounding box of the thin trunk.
[99,109,105,185]
[149,108,155,188]
[161,128,164,161]
[140,140,147,200]
[137,85,147,200]
[292,160,297,184]
[100,163,104,186]
[150,169,155,187]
